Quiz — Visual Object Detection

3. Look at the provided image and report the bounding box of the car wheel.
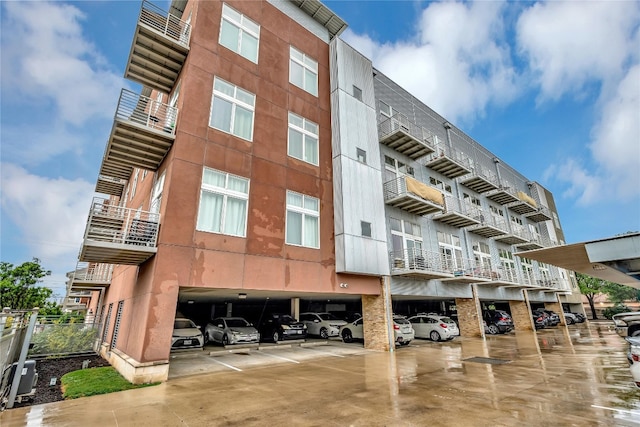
[320,327,329,339]
[631,329,640,337]
[567,317,575,325]
[272,331,280,343]
[222,334,229,346]
[342,329,353,343]
[430,331,441,341]
[487,324,500,335]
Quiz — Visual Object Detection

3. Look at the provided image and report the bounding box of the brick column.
[362,277,392,351]
[455,285,483,338]
[509,295,533,331]
[546,294,566,326]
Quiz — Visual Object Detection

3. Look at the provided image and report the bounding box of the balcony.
[383,177,444,216]
[482,264,521,287]
[423,145,471,179]
[124,0,191,93]
[467,214,508,238]
[514,233,545,251]
[525,205,553,223]
[378,114,435,160]
[79,197,159,265]
[507,191,538,215]
[486,184,520,205]
[440,258,493,284]
[70,262,113,289]
[494,225,530,245]
[95,175,128,198]
[102,89,177,173]
[432,195,481,228]
[390,249,454,280]
[459,166,499,194]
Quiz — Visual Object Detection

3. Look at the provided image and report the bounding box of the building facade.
[70,0,582,383]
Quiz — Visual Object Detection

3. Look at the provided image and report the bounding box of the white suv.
[300,312,347,338]
[339,316,414,346]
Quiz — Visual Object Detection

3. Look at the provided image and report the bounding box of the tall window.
[196,168,249,237]
[499,249,517,282]
[429,177,452,194]
[289,46,318,96]
[473,241,492,275]
[438,231,462,272]
[150,172,165,214]
[286,191,319,248]
[390,218,422,266]
[219,3,260,63]
[209,77,255,141]
[288,112,318,165]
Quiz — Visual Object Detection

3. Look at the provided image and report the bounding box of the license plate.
[183,339,192,345]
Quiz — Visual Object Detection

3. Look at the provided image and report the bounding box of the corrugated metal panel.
[475,285,525,301]
[390,278,473,299]
[331,39,388,276]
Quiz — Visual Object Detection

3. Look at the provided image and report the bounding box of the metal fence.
[28,317,101,358]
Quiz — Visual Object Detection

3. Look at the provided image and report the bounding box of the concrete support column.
[546,294,566,326]
[291,298,300,320]
[455,285,483,338]
[362,277,392,351]
[509,292,534,331]
[226,302,233,317]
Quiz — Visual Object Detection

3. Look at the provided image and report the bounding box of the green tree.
[603,282,638,305]
[0,258,54,310]
[577,273,605,320]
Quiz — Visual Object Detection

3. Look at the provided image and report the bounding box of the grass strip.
[61,366,158,399]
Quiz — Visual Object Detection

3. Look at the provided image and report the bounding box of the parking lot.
[3,321,640,426]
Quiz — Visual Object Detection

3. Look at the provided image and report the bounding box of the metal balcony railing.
[390,248,451,277]
[383,177,445,216]
[72,262,114,284]
[84,197,159,247]
[433,195,482,228]
[460,165,499,193]
[140,0,191,46]
[424,145,471,178]
[116,89,178,135]
[378,114,435,159]
[525,205,553,222]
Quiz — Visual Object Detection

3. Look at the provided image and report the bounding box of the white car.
[408,314,459,341]
[339,316,414,346]
[172,318,204,349]
[626,336,640,388]
[205,317,260,346]
[300,312,347,338]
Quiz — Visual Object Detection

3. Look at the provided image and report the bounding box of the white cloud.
[342,1,518,124]
[1,1,125,126]
[520,1,640,204]
[517,1,640,101]
[0,163,95,261]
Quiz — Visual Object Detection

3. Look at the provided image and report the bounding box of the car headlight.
[282,325,291,330]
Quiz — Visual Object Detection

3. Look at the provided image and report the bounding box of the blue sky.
[1,0,639,300]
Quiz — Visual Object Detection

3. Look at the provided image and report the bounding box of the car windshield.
[226,318,250,327]
[276,315,296,324]
[318,313,340,321]
[174,320,195,329]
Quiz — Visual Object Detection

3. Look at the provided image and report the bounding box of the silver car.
[205,317,260,346]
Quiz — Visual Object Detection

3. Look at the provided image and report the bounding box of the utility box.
[8,360,38,397]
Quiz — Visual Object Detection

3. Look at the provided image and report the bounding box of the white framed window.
[380,101,392,117]
[429,177,452,194]
[288,112,318,165]
[437,231,462,271]
[390,218,422,267]
[356,148,366,164]
[286,191,319,248]
[209,77,255,141]
[489,204,504,217]
[463,192,481,207]
[196,168,249,237]
[219,3,260,63]
[289,46,318,96]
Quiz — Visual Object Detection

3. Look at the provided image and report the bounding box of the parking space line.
[261,352,300,364]
[300,346,345,358]
[210,358,243,371]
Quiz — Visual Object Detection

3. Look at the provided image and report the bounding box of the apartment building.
[69,0,582,383]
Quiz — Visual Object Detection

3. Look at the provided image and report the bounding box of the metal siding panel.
[267,0,329,43]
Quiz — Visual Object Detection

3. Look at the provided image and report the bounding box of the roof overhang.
[289,0,348,39]
[517,233,640,288]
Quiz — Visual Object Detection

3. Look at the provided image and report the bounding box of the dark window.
[357,148,366,163]
[353,85,363,101]
[361,221,372,238]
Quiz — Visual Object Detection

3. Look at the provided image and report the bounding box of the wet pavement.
[2,322,640,426]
